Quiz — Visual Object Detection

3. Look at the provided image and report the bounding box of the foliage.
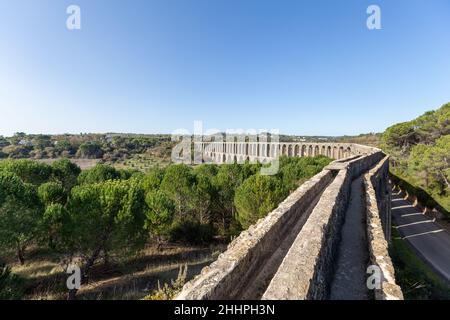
[77,141,104,159]
[278,155,332,193]
[77,164,120,185]
[141,167,165,192]
[65,179,148,258]
[382,103,450,211]
[0,260,24,300]
[234,174,284,229]
[160,164,196,217]
[0,154,331,297]
[145,190,175,242]
[51,159,81,191]
[0,172,42,264]
[212,164,245,234]
[192,165,219,224]
[169,219,216,244]
[143,264,187,300]
[0,133,173,165]
[0,159,52,185]
[38,182,67,206]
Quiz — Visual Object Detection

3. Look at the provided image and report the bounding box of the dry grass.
[9,243,224,300]
[37,158,100,170]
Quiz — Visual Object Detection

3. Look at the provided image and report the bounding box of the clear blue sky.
[1,0,449,136]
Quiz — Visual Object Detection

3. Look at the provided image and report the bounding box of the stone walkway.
[329,176,370,300]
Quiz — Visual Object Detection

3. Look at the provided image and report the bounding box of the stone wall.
[176,169,335,300]
[262,151,384,299]
[201,142,379,163]
[364,156,404,300]
[391,185,449,232]
[176,149,401,300]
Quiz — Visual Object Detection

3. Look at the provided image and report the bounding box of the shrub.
[77,164,120,185]
[234,174,284,229]
[0,159,52,185]
[169,219,216,244]
[143,264,187,300]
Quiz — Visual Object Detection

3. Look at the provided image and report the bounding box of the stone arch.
[271,143,278,157]
[294,144,300,156]
[282,144,287,156]
[288,145,293,157]
[266,144,270,157]
[301,145,306,157]
[314,145,319,157]
[345,147,352,158]
[308,145,313,157]
[327,146,332,158]
[222,154,226,163]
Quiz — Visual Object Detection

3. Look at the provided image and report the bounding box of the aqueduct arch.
[197,141,374,164]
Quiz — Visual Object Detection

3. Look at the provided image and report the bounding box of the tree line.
[0,133,173,162]
[381,102,450,211]
[0,155,332,299]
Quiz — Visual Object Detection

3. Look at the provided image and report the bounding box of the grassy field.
[390,228,450,300]
[35,143,173,173]
[37,154,170,173]
[37,158,100,170]
[8,243,225,300]
[112,154,171,172]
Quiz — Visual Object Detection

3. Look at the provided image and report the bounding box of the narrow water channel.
[329,176,370,300]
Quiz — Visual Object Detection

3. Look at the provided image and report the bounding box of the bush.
[77,164,120,185]
[77,141,104,159]
[234,174,284,229]
[169,219,216,244]
[0,159,52,185]
[143,264,187,300]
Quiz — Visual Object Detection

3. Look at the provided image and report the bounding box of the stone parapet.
[364,156,403,300]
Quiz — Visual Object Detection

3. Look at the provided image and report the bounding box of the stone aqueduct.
[176,142,404,300]
[200,141,376,164]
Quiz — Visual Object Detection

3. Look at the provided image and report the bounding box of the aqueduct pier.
[176,142,404,300]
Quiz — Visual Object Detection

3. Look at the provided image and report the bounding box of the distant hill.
[331,133,382,147]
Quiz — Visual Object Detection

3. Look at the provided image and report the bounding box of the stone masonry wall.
[176,150,399,300]
[176,169,335,300]
[364,156,404,300]
[262,151,384,299]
